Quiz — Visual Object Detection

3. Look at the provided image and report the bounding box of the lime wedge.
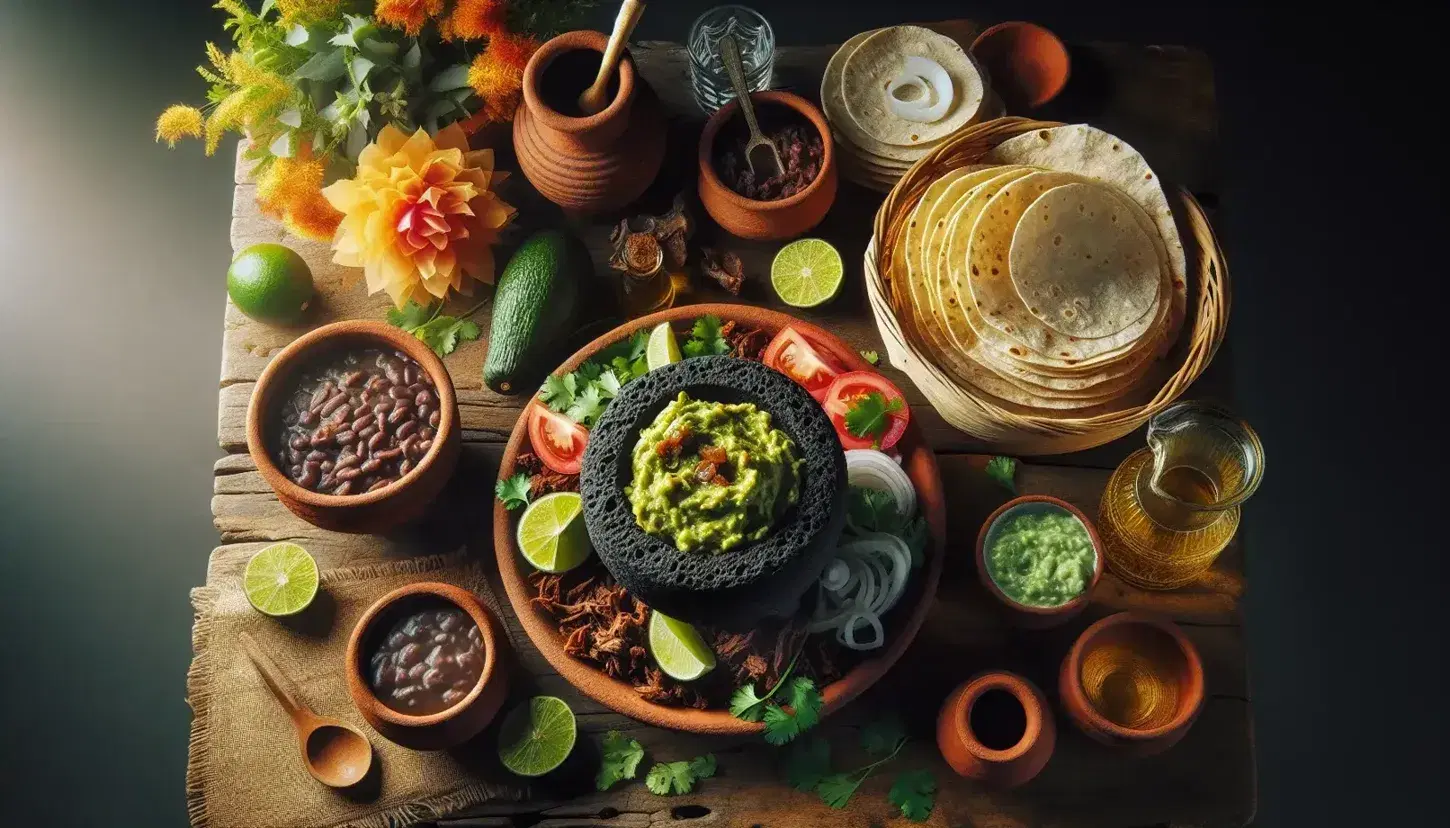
[645,321,682,370]
[516,492,592,573]
[497,695,577,777]
[648,611,717,681]
[243,542,319,617]
[771,238,844,307]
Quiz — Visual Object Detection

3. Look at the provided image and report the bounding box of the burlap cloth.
[186,552,527,828]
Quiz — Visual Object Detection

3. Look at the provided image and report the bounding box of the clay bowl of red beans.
[345,582,508,750]
[246,320,460,534]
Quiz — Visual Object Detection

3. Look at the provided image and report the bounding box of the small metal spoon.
[719,33,783,180]
[240,632,373,789]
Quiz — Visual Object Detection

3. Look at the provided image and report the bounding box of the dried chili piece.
[699,247,744,295]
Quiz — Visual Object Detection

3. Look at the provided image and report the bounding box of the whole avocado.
[483,230,587,394]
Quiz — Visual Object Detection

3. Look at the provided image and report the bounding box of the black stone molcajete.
[579,356,847,628]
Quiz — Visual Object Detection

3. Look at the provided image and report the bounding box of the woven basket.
[864,117,1230,455]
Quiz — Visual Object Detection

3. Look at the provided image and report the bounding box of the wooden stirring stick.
[577,0,647,115]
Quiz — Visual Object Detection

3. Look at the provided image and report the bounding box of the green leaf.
[360,37,400,60]
[276,107,303,128]
[259,0,277,18]
[687,753,716,780]
[843,391,905,445]
[860,713,907,757]
[762,704,801,746]
[644,760,697,796]
[386,300,436,331]
[292,48,346,82]
[784,677,822,732]
[494,473,531,511]
[412,316,480,357]
[565,383,607,426]
[268,130,293,158]
[816,773,861,809]
[728,683,767,722]
[682,315,730,358]
[859,349,880,365]
[846,485,904,536]
[985,455,1017,494]
[348,55,376,85]
[329,15,378,50]
[785,736,831,792]
[595,370,622,397]
[539,373,577,413]
[595,731,644,791]
[401,41,422,70]
[430,64,472,92]
[888,769,936,822]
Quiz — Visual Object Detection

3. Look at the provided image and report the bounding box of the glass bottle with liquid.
[1098,402,1265,590]
[617,243,689,318]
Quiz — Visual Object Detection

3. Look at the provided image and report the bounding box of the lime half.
[243,542,319,616]
[771,238,843,307]
[645,322,682,371]
[648,612,717,681]
[497,695,577,777]
[516,492,592,573]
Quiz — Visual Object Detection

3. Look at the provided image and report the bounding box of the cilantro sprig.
[494,472,531,511]
[644,753,716,796]
[985,455,1017,494]
[682,314,731,358]
[595,731,644,791]
[799,714,935,820]
[859,349,880,365]
[539,329,648,426]
[846,486,928,566]
[843,391,905,448]
[386,299,485,358]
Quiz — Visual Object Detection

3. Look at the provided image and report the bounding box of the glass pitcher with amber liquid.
[1098,402,1265,590]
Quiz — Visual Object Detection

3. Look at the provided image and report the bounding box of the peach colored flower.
[322,124,515,308]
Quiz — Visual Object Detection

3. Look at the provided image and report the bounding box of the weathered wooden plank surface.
[206,20,1250,828]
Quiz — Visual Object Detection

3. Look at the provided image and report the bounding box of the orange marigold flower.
[375,0,443,37]
[467,32,539,123]
[284,192,345,242]
[441,0,507,41]
[322,124,516,307]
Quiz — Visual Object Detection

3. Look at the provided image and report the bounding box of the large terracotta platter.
[493,303,947,733]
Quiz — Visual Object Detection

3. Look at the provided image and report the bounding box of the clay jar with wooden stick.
[936,670,1055,787]
[513,29,665,213]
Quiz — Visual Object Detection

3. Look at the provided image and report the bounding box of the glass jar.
[687,5,775,114]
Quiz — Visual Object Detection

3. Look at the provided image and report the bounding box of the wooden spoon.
[577,0,647,116]
[240,632,373,788]
[719,32,783,180]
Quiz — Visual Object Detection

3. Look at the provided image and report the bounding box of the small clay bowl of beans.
[246,320,460,533]
[345,581,508,750]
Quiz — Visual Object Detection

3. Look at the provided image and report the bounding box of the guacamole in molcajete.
[628,392,803,553]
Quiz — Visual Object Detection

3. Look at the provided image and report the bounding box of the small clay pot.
[245,320,460,534]
[697,91,838,241]
[1060,612,1205,755]
[345,582,509,751]
[513,30,665,213]
[936,670,1055,788]
[970,21,1071,110]
[975,495,1103,628]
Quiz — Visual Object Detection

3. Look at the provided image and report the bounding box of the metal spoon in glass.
[239,632,373,789]
[719,32,783,180]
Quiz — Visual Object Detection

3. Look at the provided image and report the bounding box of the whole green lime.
[227,243,314,324]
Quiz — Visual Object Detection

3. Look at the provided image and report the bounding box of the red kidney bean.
[383,363,403,384]
[305,450,327,463]
[420,427,435,441]
[416,439,433,456]
[298,411,319,427]
[320,460,334,473]
[417,404,434,425]
[372,401,391,415]
[289,435,308,451]
[399,435,418,454]
[386,406,408,425]
[360,458,382,474]
[429,410,441,429]
[309,382,335,410]
[374,447,403,461]
[396,420,418,440]
[336,467,362,482]
[389,386,412,401]
[367,431,385,452]
[351,415,372,433]
[357,425,378,441]
[333,480,353,496]
[320,392,349,417]
[343,370,366,387]
[404,364,419,385]
[375,412,388,433]
[399,458,414,475]
[309,429,333,448]
[334,430,356,445]
[299,464,320,488]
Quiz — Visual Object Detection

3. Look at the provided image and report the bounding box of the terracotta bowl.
[975,495,1103,628]
[697,91,838,241]
[1060,612,1205,755]
[345,582,509,750]
[936,670,1055,788]
[970,21,1071,110]
[494,303,946,733]
[245,320,460,534]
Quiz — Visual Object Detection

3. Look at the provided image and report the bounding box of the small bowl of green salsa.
[975,495,1102,628]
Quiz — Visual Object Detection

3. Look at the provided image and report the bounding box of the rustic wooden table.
[205,20,1252,828]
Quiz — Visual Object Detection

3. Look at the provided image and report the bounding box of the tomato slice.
[527,404,588,475]
[763,327,844,401]
[823,371,911,451]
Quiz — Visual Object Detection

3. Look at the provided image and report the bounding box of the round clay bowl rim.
[245,320,459,510]
[344,581,504,728]
[523,30,634,136]
[697,90,837,212]
[975,494,1103,619]
[493,303,946,734]
[951,670,1048,762]
[969,21,1071,109]
[1063,611,1205,741]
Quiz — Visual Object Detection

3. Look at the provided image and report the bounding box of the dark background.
[0,1,1436,825]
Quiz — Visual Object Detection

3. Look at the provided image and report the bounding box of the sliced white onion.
[885,56,954,124]
[845,449,916,520]
[806,533,914,649]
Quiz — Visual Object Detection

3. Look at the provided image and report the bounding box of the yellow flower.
[467,32,539,123]
[254,144,344,242]
[322,124,515,307]
[155,105,205,148]
[275,0,350,26]
[441,0,507,41]
[375,0,443,36]
[284,192,345,242]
